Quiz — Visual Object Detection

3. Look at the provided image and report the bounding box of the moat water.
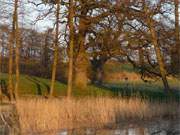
[58,119,180,135]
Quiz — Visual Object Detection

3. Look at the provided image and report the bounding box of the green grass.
[0,73,65,96]
[0,73,179,101]
[0,73,112,97]
[102,79,180,101]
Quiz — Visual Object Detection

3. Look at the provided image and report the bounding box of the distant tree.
[43,29,52,67]
[42,28,53,77]
[0,25,8,72]
[171,0,180,74]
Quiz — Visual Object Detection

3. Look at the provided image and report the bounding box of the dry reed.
[16,97,179,134]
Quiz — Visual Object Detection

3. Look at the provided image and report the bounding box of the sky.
[0,0,179,32]
[0,0,55,31]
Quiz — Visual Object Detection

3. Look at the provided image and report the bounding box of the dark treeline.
[0,26,67,80]
[0,0,179,100]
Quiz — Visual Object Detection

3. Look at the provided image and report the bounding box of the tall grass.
[16,97,179,134]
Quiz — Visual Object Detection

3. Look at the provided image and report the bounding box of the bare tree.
[73,0,113,88]
[67,0,74,98]
[49,0,60,97]
[8,20,15,101]
[14,0,20,99]
[143,1,170,92]
[171,0,180,74]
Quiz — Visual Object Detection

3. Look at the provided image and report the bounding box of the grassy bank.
[0,73,112,97]
[102,79,180,101]
[1,73,180,101]
[16,97,180,134]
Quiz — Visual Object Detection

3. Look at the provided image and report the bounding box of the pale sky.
[0,0,179,32]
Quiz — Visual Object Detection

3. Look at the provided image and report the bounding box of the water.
[58,119,180,135]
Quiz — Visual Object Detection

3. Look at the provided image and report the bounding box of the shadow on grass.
[0,79,11,100]
[27,76,50,95]
[97,82,180,102]
[26,76,42,95]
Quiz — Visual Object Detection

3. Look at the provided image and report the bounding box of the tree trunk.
[91,58,106,85]
[171,0,180,74]
[49,0,60,97]
[139,48,144,66]
[148,18,170,92]
[14,0,20,99]
[8,36,14,100]
[74,49,89,88]
[8,22,15,101]
[42,39,49,67]
[74,21,89,88]
[96,66,104,85]
[67,0,74,98]
[0,53,2,101]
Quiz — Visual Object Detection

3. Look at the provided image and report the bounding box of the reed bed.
[16,97,179,134]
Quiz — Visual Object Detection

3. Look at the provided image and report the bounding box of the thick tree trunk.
[14,0,20,99]
[74,48,89,88]
[49,0,60,97]
[67,0,74,97]
[74,20,89,88]
[91,58,106,85]
[96,66,104,85]
[171,0,180,74]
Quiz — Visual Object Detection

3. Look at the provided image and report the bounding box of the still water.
[58,119,180,135]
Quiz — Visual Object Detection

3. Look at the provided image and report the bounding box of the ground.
[0,64,180,134]
[0,72,179,101]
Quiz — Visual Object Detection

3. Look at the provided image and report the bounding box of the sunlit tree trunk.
[171,0,180,74]
[0,43,2,100]
[148,17,170,92]
[49,0,60,97]
[0,46,1,74]
[67,0,74,98]
[74,20,89,88]
[8,28,15,101]
[14,0,20,99]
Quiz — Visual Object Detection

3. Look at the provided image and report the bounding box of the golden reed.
[16,97,179,134]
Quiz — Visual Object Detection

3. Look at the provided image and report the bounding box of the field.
[0,72,180,101]
[0,73,179,101]
[0,64,180,134]
[0,73,112,97]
